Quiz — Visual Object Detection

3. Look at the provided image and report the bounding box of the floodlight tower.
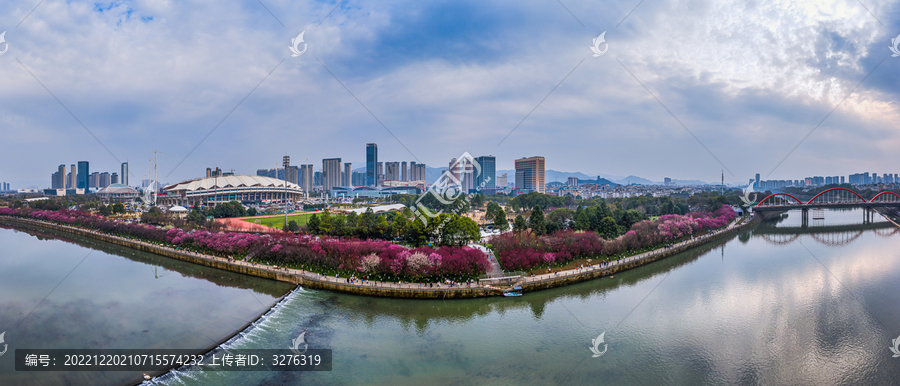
[284,155,290,229]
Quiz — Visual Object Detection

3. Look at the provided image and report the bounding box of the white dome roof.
[163,175,302,192]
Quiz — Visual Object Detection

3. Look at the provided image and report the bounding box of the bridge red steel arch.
[757,193,804,206]
[870,191,900,202]
[806,187,867,204]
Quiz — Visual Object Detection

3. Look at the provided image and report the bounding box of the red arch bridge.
[752,188,900,224]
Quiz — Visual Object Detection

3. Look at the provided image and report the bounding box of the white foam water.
[144,285,307,385]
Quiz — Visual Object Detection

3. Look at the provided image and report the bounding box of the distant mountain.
[576,177,619,186]
[671,179,710,186]
[615,175,655,185]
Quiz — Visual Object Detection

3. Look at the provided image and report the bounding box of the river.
[3,208,900,385]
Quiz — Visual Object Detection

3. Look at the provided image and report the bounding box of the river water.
[3,208,900,385]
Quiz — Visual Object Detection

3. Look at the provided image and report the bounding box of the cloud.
[1,0,899,188]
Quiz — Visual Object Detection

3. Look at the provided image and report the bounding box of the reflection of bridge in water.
[753,188,900,226]
[754,220,900,247]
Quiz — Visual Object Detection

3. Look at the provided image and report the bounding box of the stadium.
[158,175,304,207]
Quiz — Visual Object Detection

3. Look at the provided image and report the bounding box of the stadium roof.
[163,175,302,192]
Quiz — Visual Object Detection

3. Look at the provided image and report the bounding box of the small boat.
[503,286,523,297]
[143,373,152,380]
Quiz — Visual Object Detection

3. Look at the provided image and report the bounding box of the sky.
[2,0,900,189]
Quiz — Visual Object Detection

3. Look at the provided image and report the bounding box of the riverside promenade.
[0,214,757,299]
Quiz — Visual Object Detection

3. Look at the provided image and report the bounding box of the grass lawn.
[241,212,317,228]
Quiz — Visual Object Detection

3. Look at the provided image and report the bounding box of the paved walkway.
[470,243,504,277]
[6,215,752,295]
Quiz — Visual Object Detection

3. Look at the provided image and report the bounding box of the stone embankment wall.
[0,215,758,299]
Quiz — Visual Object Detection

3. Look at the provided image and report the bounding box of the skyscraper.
[121,162,129,186]
[89,172,100,189]
[322,158,342,191]
[515,156,545,193]
[111,173,119,184]
[100,172,111,188]
[77,161,89,190]
[474,156,496,195]
[755,173,760,189]
[385,162,401,181]
[54,164,66,189]
[344,163,352,186]
[366,143,378,186]
[286,165,300,184]
[300,164,313,193]
[377,162,384,185]
[497,173,508,188]
[401,161,408,181]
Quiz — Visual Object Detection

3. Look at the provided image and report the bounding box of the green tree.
[484,202,500,224]
[440,215,479,246]
[574,207,590,231]
[247,207,257,216]
[495,208,509,231]
[529,205,546,235]
[513,215,527,232]
[112,203,126,214]
[599,216,618,238]
[98,205,111,216]
[186,208,206,224]
[307,214,321,233]
[286,220,300,232]
[359,208,378,239]
[471,193,485,208]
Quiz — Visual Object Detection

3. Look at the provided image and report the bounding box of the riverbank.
[0,214,758,299]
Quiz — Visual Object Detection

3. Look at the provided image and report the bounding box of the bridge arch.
[806,187,867,205]
[870,191,900,203]
[757,193,803,207]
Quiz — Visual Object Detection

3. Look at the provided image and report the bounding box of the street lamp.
[283,156,290,230]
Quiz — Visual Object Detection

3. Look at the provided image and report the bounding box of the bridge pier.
[801,208,808,228]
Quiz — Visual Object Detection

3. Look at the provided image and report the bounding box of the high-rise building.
[286,165,300,185]
[376,162,384,185]
[755,173,760,189]
[300,164,313,193]
[515,156,545,193]
[352,172,366,186]
[497,173,508,188]
[100,172,111,188]
[68,164,76,189]
[111,173,119,184]
[401,161,408,181]
[664,177,672,186]
[322,158,342,191]
[256,169,269,177]
[409,162,417,181]
[568,177,579,187]
[77,161,89,190]
[343,163,352,187]
[120,162,129,186]
[366,143,378,186]
[314,171,323,187]
[384,162,401,181]
[206,168,212,178]
[474,156,496,194]
[52,164,66,189]
[89,172,100,189]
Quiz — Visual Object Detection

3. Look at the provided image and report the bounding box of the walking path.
[470,244,504,277]
[1,215,756,298]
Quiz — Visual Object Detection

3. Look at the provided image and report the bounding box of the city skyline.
[4,1,900,189]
